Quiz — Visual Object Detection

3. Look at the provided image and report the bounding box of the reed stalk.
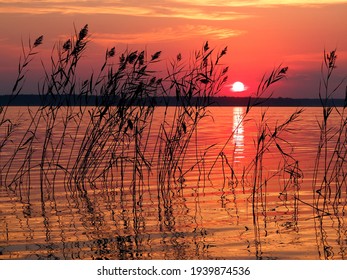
[311,50,347,259]
[3,24,346,260]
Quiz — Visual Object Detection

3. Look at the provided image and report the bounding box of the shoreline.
[0,94,345,107]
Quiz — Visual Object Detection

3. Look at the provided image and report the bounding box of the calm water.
[0,106,346,260]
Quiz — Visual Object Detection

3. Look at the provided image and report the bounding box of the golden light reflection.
[232,107,244,163]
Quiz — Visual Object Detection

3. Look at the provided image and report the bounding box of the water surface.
[0,106,346,259]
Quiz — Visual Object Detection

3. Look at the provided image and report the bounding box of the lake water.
[0,106,346,260]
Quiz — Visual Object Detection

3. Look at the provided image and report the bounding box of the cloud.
[0,1,249,20]
[284,50,347,69]
[93,25,244,44]
[285,52,323,63]
[0,1,150,16]
[3,0,345,21]
[1,0,347,18]
[169,0,347,7]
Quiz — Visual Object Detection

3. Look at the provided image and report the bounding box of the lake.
[0,105,346,260]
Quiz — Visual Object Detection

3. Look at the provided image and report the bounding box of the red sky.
[1,0,347,98]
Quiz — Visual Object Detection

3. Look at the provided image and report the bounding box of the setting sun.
[231,81,246,92]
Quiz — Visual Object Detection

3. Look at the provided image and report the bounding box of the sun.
[231,81,246,92]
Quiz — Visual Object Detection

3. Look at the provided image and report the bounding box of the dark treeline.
[1,94,346,107]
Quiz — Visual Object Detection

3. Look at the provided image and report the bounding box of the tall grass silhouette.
[0,24,346,260]
[310,50,347,259]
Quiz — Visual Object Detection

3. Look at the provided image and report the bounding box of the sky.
[0,0,347,98]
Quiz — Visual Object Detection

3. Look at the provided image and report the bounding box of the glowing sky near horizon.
[0,0,347,98]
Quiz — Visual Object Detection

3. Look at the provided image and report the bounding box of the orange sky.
[1,0,347,98]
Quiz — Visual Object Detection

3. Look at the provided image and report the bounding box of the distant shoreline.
[0,94,345,107]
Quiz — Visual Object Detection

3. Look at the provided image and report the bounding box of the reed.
[156,43,228,185]
[1,25,346,260]
[247,107,303,259]
[310,50,347,259]
[237,68,303,259]
[313,50,347,208]
[0,26,231,245]
[0,34,43,199]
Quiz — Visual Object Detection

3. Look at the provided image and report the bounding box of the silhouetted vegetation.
[0,25,346,260]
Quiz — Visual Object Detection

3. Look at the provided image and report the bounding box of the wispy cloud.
[3,0,345,21]
[0,1,249,20]
[169,0,347,7]
[0,1,150,16]
[285,50,347,66]
[0,0,239,20]
[93,25,244,45]
[1,0,346,20]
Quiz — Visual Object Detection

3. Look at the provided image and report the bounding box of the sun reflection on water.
[1,107,346,260]
[232,107,244,163]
